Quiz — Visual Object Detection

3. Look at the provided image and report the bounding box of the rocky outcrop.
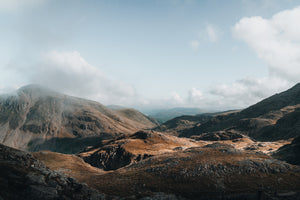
[91,144,300,199]
[0,143,105,200]
[82,145,134,170]
[273,136,300,165]
[191,130,244,141]
[78,130,197,171]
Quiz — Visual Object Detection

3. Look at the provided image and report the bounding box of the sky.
[1,0,300,111]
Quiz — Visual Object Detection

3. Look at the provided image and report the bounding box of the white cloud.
[184,6,300,109]
[171,92,184,104]
[188,88,203,104]
[189,24,220,50]
[206,24,218,43]
[37,51,139,105]
[185,6,300,110]
[0,0,47,13]
[233,6,300,82]
[3,51,140,106]
[208,77,290,108]
[189,40,200,51]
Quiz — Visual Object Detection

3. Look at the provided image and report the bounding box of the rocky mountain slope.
[0,85,157,152]
[0,143,105,200]
[77,130,290,171]
[180,83,300,141]
[78,130,200,171]
[115,108,159,128]
[38,141,300,199]
[154,115,212,135]
[273,136,300,165]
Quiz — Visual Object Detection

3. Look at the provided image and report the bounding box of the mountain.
[180,83,300,141]
[0,85,158,152]
[115,108,159,128]
[108,105,159,127]
[154,115,212,135]
[154,110,237,136]
[147,107,206,123]
[2,84,300,199]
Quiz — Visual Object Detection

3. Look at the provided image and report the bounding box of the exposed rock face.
[82,145,134,170]
[86,144,300,199]
[78,130,198,171]
[0,85,158,152]
[78,131,157,171]
[0,143,105,200]
[191,130,244,141]
[180,83,300,141]
[273,136,300,165]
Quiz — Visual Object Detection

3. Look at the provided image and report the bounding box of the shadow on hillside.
[28,133,114,154]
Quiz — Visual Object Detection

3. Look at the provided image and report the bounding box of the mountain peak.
[17,84,63,101]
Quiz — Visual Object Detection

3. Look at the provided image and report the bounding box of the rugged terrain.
[37,139,300,199]
[180,83,300,141]
[1,84,300,199]
[0,85,157,152]
[0,143,106,200]
[273,136,300,165]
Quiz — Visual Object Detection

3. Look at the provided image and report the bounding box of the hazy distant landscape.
[1,0,300,200]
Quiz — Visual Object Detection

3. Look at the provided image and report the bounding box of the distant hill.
[0,85,158,152]
[154,110,238,136]
[116,108,159,128]
[180,83,300,141]
[147,107,206,123]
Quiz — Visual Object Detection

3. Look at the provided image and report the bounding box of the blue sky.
[1,0,300,111]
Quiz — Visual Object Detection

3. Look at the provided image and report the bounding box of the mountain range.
[1,84,300,199]
[178,83,300,141]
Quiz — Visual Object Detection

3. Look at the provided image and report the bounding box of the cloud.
[171,92,184,104]
[3,51,140,106]
[190,24,220,50]
[189,40,200,51]
[233,6,300,82]
[188,88,203,104]
[206,24,218,43]
[188,5,300,110]
[184,5,300,109]
[208,77,290,108]
[0,0,47,13]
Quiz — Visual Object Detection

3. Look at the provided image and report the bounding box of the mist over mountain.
[0,85,157,153]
